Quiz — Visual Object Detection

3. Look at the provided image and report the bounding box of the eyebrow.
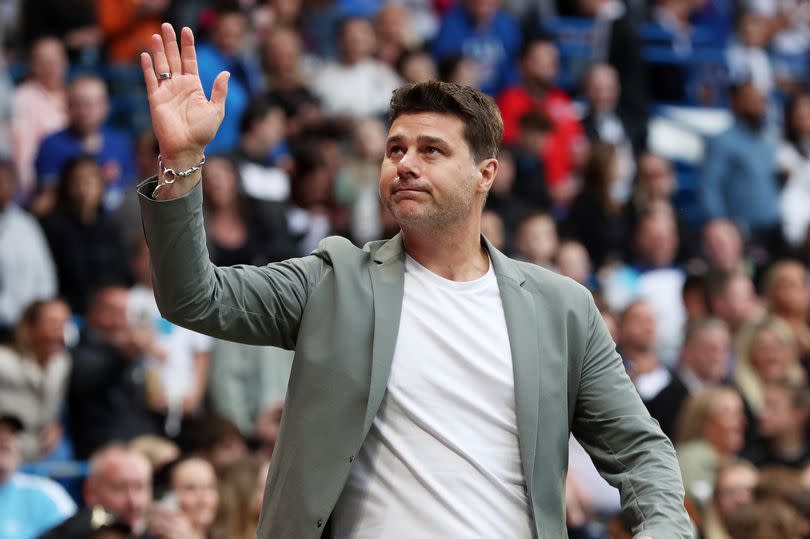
[385,135,450,147]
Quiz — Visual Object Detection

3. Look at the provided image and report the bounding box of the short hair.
[88,443,151,481]
[682,316,728,344]
[519,32,555,61]
[388,81,503,162]
[239,98,283,135]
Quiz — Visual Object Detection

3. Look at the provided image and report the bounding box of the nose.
[396,147,421,179]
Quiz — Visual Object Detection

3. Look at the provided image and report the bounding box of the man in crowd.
[67,286,159,459]
[137,24,690,538]
[0,413,75,538]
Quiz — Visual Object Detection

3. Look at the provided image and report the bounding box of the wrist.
[159,149,205,172]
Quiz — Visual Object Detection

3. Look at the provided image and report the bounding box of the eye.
[387,145,404,157]
[425,146,441,155]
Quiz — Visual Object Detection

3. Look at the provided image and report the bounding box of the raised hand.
[140,23,229,198]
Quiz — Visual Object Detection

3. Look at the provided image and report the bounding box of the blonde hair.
[675,387,740,445]
[212,457,267,539]
[735,317,803,412]
[129,435,180,471]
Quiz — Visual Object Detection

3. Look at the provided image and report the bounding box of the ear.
[477,158,498,194]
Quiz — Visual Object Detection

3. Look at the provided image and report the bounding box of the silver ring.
[158,72,172,80]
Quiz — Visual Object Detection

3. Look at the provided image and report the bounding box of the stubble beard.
[386,173,477,232]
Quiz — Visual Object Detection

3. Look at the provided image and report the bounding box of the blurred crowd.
[0,0,809,538]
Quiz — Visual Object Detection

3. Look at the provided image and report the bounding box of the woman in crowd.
[202,155,295,267]
[563,143,631,268]
[159,456,220,539]
[213,457,270,539]
[39,155,129,315]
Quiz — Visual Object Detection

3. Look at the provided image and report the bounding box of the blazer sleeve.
[137,177,327,349]
[571,292,692,539]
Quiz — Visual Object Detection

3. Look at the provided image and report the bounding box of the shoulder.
[8,473,77,516]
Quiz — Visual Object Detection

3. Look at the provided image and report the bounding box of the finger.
[180,26,198,76]
[140,52,158,95]
[210,71,230,110]
[161,23,182,74]
[150,33,171,77]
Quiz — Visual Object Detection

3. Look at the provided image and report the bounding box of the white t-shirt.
[333,255,534,539]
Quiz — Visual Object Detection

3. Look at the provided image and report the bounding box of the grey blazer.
[138,178,691,539]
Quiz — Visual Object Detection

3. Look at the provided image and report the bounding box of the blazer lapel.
[362,234,406,439]
[488,240,541,494]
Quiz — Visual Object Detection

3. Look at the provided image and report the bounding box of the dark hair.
[388,81,503,162]
[56,154,102,212]
[239,98,283,135]
[582,142,618,214]
[519,32,555,61]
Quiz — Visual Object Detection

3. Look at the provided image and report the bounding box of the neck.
[627,349,658,375]
[401,220,488,281]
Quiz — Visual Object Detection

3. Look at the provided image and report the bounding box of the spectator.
[702,459,758,539]
[763,260,810,362]
[157,457,219,539]
[128,237,212,437]
[202,155,296,267]
[0,161,56,340]
[736,316,806,415]
[513,211,558,268]
[577,0,648,147]
[483,147,533,248]
[262,27,323,139]
[625,152,693,263]
[779,93,810,246]
[129,435,179,473]
[335,117,387,245]
[706,271,764,335]
[509,112,552,209]
[498,35,587,193]
[39,156,130,315]
[232,98,292,203]
[682,273,710,322]
[431,0,521,96]
[563,143,630,267]
[375,2,419,66]
[286,144,339,256]
[310,16,402,119]
[0,413,75,539]
[616,300,672,401]
[197,9,263,154]
[212,457,269,539]
[42,444,152,538]
[438,54,480,88]
[480,210,506,252]
[702,219,751,277]
[67,286,161,459]
[33,76,136,214]
[580,63,636,203]
[675,387,747,507]
[646,0,696,103]
[700,81,782,256]
[396,48,438,84]
[10,37,68,198]
[0,299,71,461]
[749,381,810,468]
[646,318,732,439]
[38,506,131,539]
[95,0,168,64]
[20,0,101,64]
[724,497,805,539]
[726,13,775,99]
[177,415,248,471]
[555,240,593,287]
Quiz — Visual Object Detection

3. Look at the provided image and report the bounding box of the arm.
[700,135,729,219]
[139,25,324,346]
[571,292,692,539]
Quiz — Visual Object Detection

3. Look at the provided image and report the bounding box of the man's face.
[769,264,809,316]
[715,466,757,517]
[684,327,730,383]
[637,153,674,199]
[619,302,657,351]
[86,451,152,534]
[0,424,21,483]
[521,42,558,89]
[585,65,619,113]
[635,212,678,267]
[380,112,492,230]
[30,38,67,89]
[214,13,247,56]
[87,288,131,346]
[340,18,376,64]
[28,301,70,362]
[703,220,742,273]
[733,83,766,125]
[758,386,794,438]
[68,79,108,136]
[464,0,500,24]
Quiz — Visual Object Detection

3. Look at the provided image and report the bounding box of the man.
[33,75,136,212]
[616,300,671,403]
[138,24,690,538]
[0,413,75,539]
[700,81,782,253]
[67,286,160,459]
[0,161,57,341]
[701,219,750,276]
[706,271,764,335]
[498,34,587,197]
[0,299,71,461]
[646,318,732,439]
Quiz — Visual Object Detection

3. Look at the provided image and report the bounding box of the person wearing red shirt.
[498,35,587,202]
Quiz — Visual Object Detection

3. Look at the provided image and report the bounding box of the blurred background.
[0,0,809,538]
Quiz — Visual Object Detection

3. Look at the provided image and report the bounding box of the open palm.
[140,24,229,163]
